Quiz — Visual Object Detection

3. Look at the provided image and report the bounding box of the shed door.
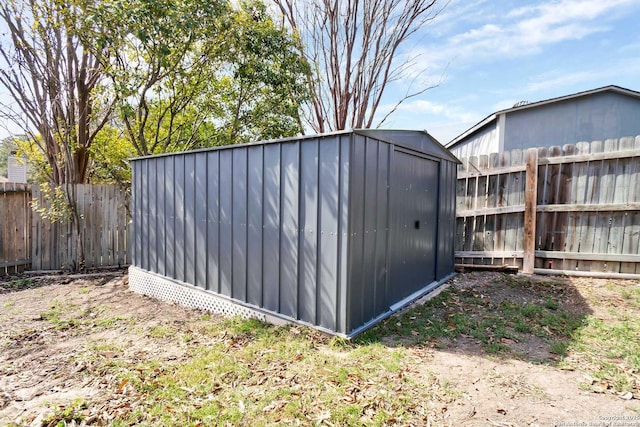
[389,150,439,304]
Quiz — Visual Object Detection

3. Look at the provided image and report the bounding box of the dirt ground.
[1,271,639,426]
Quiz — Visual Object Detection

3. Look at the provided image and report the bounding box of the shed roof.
[446,85,640,149]
[131,129,460,163]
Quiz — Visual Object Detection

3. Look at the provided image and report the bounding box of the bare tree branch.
[0,0,111,184]
[273,0,447,131]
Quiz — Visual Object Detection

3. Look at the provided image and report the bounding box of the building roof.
[446,85,640,149]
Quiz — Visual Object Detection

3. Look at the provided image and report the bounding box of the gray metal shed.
[128,129,459,337]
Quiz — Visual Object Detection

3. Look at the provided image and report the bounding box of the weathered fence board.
[31,184,130,270]
[456,135,640,277]
[0,182,31,274]
[456,148,527,268]
[1,184,130,274]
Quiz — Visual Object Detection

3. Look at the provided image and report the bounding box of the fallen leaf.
[117,379,128,393]
[497,408,507,415]
[263,399,288,412]
[619,392,634,400]
[316,410,331,423]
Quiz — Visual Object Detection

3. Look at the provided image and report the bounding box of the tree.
[273,0,446,133]
[0,137,16,178]
[0,0,116,270]
[92,0,308,155]
[86,0,228,156]
[0,0,112,184]
[204,0,309,145]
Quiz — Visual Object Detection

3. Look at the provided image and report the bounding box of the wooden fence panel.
[0,182,31,274]
[455,149,526,268]
[1,183,129,274]
[30,184,130,271]
[456,135,640,277]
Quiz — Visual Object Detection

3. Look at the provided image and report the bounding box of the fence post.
[523,148,538,274]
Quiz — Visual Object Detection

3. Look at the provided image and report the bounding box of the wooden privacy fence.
[456,136,640,278]
[0,183,31,275]
[0,184,130,273]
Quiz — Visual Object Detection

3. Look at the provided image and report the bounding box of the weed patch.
[362,275,640,396]
[98,319,455,426]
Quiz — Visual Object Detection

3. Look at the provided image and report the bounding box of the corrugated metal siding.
[206,151,220,293]
[346,135,392,332]
[449,124,499,158]
[131,130,457,337]
[504,92,640,151]
[437,160,457,279]
[247,145,263,306]
[345,140,457,334]
[262,144,280,312]
[132,135,352,334]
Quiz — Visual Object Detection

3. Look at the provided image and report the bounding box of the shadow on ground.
[355,272,594,366]
[0,270,123,295]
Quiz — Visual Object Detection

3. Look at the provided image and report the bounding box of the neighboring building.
[7,155,27,183]
[446,85,640,158]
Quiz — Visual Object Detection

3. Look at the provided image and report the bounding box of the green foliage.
[31,183,73,224]
[44,398,87,426]
[87,0,309,158]
[3,0,310,185]
[205,0,310,146]
[88,125,134,183]
[0,137,16,178]
[0,135,45,183]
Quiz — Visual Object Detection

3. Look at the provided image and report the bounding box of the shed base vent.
[128,266,269,322]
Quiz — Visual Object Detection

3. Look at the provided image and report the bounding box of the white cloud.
[617,41,640,53]
[524,57,640,92]
[413,0,640,69]
[383,98,480,125]
[397,99,445,115]
[525,71,603,92]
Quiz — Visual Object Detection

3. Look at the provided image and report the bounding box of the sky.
[1,0,640,144]
[377,0,640,144]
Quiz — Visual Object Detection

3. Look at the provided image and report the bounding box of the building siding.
[449,124,499,158]
[504,92,640,150]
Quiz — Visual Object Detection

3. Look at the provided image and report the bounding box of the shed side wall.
[131,135,351,334]
[437,159,457,278]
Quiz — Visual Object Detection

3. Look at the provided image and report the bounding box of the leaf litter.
[0,271,639,425]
